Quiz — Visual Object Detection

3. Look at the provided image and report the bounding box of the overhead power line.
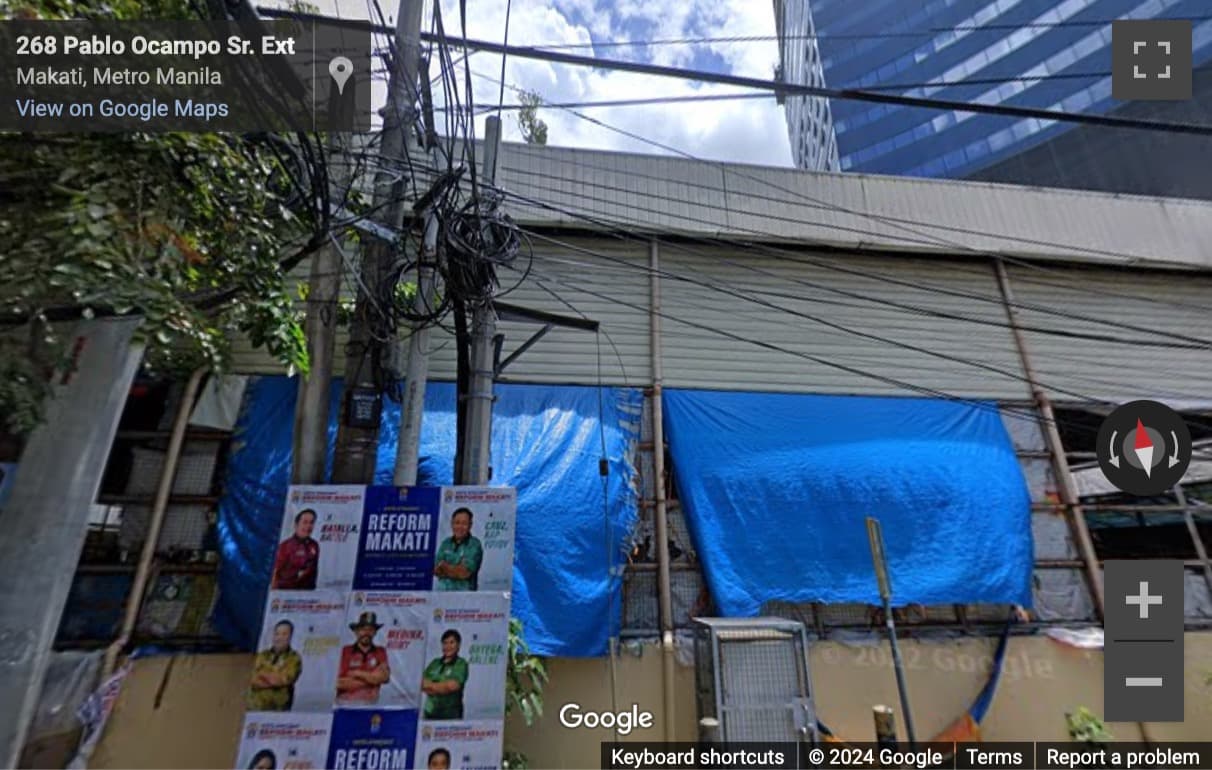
[453,70,1113,114]
[497,170,1212,352]
[256,6,1212,137]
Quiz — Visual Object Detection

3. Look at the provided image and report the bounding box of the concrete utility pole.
[0,318,143,768]
[332,0,428,484]
[458,116,503,485]
[392,58,445,487]
[293,131,349,484]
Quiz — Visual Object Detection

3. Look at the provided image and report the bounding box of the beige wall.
[90,633,1212,770]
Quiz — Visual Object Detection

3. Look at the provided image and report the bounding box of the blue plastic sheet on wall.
[662,389,1032,615]
[212,376,642,657]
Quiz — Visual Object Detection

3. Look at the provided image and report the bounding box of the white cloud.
[304,0,793,166]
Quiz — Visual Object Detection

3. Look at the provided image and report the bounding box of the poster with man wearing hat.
[340,592,429,709]
[420,592,509,722]
[248,591,345,713]
[272,486,364,592]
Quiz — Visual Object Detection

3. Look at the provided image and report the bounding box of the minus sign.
[1125,677,1164,687]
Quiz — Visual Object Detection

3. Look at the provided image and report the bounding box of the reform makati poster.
[236,712,332,770]
[237,485,516,770]
[250,591,345,712]
[414,721,505,770]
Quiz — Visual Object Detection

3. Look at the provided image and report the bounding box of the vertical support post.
[993,258,1105,620]
[333,0,426,483]
[461,309,496,485]
[458,116,502,487]
[0,318,143,768]
[105,367,208,677]
[393,213,439,486]
[866,516,916,748]
[650,238,678,741]
[1175,484,1212,596]
[873,705,898,748]
[293,133,348,485]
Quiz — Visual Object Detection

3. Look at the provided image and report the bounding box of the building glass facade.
[775,0,1212,194]
[775,0,841,171]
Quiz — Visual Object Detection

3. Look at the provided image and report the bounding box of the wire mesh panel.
[693,618,817,744]
[719,635,804,705]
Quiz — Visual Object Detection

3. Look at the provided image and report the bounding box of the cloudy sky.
[317,0,793,166]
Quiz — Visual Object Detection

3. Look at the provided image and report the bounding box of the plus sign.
[1126,580,1164,619]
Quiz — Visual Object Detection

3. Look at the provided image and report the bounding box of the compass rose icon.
[1097,400,1191,496]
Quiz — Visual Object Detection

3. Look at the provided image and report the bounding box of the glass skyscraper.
[774,0,841,170]
[775,0,1212,197]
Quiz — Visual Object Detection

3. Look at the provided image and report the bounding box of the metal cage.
[692,617,819,744]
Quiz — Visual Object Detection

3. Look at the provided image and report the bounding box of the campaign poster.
[338,592,429,709]
[327,708,418,770]
[273,486,364,592]
[413,721,504,770]
[434,487,516,593]
[249,591,345,713]
[420,593,509,722]
[353,486,441,591]
[235,712,332,770]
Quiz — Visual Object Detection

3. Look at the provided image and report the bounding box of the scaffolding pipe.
[104,367,208,678]
[1175,485,1212,597]
[993,258,1105,619]
[650,238,677,741]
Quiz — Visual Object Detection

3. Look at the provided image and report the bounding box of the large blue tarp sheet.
[212,376,641,657]
[662,390,1032,615]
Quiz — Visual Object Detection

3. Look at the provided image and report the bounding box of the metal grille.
[694,618,817,744]
[723,708,799,744]
[119,504,212,552]
[124,446,219,497]
[719,637,802,706]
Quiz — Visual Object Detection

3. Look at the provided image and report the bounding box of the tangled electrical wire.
[349,0,532,404]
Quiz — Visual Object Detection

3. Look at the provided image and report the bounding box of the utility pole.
[393,99,442,486]
[458,116,503,485]
[293,130,349,484]
[332,0,427,483]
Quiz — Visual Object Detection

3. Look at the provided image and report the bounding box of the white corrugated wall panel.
[655,244,1027,398]
[1006,264,1212,405]
[228,237,650,386]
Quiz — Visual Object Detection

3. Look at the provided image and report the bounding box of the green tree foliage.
[0,0,321,435]
[516,90,548,145]
[502,617,547,768]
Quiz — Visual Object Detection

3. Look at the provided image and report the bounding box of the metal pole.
[293,132,348,485]
[866,517,916,748]
[650,238,677,741]
[0,318,143,768]
[993,258,1105,619]
[459,118,502,486]
[1175,484,1212,596]
[333,0,426,483]
[104,367,207,677]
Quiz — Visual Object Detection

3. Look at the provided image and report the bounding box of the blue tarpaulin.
[662,389,1032,615]
[212,376,642,657]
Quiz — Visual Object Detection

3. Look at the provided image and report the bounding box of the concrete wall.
[89,633,1212,770]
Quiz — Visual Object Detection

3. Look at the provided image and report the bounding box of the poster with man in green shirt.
[433,507,483,591]
[421,629,470,719]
